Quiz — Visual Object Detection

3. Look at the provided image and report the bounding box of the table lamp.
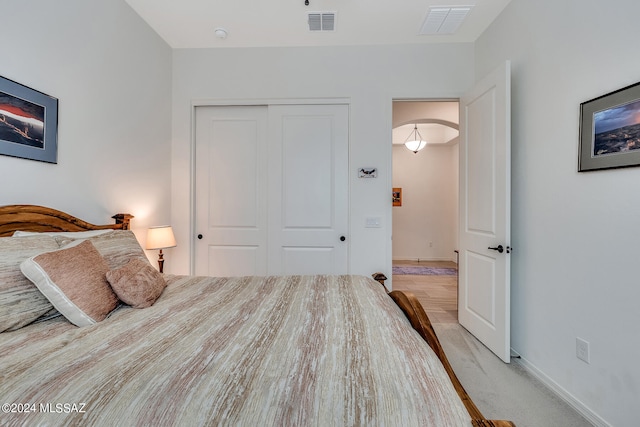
[146,225,177,273]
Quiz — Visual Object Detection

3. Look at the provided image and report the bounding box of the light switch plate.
[365,217,381,228]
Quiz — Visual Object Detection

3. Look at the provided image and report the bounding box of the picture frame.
[578,81,640,172]
[0,76,58,163]
[392,187,402,206]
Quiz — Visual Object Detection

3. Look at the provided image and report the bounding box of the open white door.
[459,61,511,363]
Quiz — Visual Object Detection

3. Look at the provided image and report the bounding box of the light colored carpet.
[433,323,592,427]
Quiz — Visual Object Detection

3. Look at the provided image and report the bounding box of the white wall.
[171,44,474,280]
[477,0,640,425]
[392,144,458,261]
[0,0,172,252]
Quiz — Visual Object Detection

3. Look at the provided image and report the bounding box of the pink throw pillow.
[106,258,166,308]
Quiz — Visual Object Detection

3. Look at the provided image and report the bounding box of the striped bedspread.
[0,275,471,426]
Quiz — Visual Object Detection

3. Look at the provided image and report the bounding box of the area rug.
[392,266,458,275]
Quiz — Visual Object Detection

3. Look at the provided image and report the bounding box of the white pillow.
[13,230,112,238]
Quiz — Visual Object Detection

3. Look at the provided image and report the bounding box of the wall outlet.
[576,337,590,364]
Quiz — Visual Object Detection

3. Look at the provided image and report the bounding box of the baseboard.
[512,351,611,427]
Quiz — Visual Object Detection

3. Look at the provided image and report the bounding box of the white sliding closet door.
[267,104,349,275]
[195,103,349,276]
[195,106,268,276]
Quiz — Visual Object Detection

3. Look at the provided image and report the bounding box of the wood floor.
[391,260,458,324]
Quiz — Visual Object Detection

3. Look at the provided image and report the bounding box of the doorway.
[390,100,460,323]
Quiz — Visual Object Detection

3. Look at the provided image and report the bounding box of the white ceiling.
[125,0,512,49]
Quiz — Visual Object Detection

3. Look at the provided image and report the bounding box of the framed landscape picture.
[579,81,640,171]
[0,76,58,163]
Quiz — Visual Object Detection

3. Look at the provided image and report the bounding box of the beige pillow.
[106,258,166,308]
[0,235,59,332]
[20,240,118,327]
[54,230,148,270]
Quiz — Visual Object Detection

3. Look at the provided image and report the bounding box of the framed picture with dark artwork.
[579,81,640,171]
[0,76,58,163]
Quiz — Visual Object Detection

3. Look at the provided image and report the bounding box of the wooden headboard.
[0,205,133,237]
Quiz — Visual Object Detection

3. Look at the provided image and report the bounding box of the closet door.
[195,103,349,276]
[194,106,268,276]
[267,104,349,275]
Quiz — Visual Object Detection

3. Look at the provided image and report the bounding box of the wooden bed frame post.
[371,272,388,288]
[112,213,134,230]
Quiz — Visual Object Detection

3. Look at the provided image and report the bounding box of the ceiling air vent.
[420,6,473,35]
[308,12,336,31]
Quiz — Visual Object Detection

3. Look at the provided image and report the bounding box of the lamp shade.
[146,226,177,250]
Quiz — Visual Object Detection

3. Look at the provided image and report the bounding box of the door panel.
[268,104,349,275]
[209,246,260,277]
[465,251,496,325]
[282,115,333,228]
[459,61,511,363]
[195,106,268,276]
[466,89,497,234]
[282,247,335,275]
[209,120,260,228]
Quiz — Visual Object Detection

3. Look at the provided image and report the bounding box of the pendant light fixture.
[404,124,427,153]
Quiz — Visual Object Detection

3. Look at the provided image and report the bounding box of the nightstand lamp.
[146,225,177,273]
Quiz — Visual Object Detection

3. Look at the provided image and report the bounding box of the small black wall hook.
[305,0,309,5]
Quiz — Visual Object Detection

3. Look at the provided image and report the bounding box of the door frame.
[387,97,461,290]
[189,97,351,275]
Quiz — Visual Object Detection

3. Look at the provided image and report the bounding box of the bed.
[0,205,514,426]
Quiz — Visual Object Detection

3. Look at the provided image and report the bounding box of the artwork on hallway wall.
[579,81,640,171]
[0,76,58,164]
[392,187,402,206]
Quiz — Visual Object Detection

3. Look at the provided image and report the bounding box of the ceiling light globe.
[405,140,427,153]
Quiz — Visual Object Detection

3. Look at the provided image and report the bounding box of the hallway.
[391,260,458,323]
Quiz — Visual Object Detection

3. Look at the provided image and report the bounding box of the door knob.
[488,245,504,253]
[340,235,346,242]
[197,234,203,240]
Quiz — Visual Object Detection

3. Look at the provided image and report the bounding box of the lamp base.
[157,249,165,273]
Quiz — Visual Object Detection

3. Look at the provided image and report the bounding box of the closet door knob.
[340,235,346,242]
[197,234,203,240]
